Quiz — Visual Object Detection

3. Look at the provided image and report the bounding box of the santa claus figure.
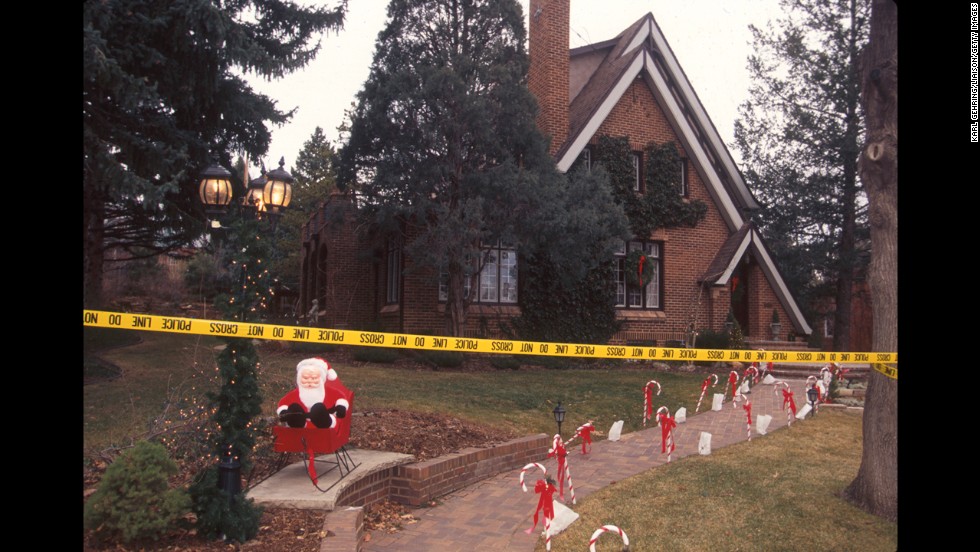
[277,357,349,429]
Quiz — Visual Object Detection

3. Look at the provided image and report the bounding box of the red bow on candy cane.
[743,399,752,425]
[728,371,739,397]
[576,423,595,454]
[782,388,797,416]
[547,438,568,500]
[530,479,557,531]
[657,413,677,454]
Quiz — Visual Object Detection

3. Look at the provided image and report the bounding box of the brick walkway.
[362,378,810,552]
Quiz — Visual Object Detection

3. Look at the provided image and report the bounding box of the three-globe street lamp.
[197,156,294,499]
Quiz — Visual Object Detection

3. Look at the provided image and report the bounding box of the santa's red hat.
[296,357,337,386]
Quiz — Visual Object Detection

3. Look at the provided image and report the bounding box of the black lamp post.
[806,385,819,417]
[197,157,293,500]
[552,402,566,438]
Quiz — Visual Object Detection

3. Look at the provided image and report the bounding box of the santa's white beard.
[298,386,325,408]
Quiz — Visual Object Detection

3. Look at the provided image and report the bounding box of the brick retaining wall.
[390,433,550,507]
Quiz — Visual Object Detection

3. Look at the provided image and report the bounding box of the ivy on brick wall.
[592,135,708,238]
[508,253,622,345]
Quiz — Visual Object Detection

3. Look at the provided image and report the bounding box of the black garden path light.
[553,402,566,439]
[806,385,819,418]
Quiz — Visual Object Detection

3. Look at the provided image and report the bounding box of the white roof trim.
[556,53,645,173]
[640,51,743,228]
[619,18,651,58]
[556,21,746,227]
[750,229,812,335]
[644,18,754,208]
[716,232,753,287]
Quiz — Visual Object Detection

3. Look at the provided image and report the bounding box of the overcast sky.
[247,0,784,171]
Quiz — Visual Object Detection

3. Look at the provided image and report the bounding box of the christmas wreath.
[625,249,655,288]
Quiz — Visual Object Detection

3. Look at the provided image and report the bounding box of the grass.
[83,329,708,454]
[84,330,897,549]
[535,408,897,552]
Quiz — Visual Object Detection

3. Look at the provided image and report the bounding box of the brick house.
[300,2,811,344]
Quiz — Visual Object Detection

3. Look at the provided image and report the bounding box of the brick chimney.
[528,0,569,157]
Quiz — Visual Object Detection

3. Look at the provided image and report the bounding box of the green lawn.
[536,408,897,552]
[83,328,896,550]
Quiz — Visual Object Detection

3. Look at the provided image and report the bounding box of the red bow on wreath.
[637,255,646,287]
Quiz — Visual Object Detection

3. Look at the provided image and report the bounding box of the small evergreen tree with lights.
[189,219,274,542]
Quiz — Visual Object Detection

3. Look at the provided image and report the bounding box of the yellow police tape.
[872,363,898,380]
[82,310,897,365]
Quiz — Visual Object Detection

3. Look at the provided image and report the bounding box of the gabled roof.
[554,13,810,335]
[557,13,760,228]
[700,223,813,336]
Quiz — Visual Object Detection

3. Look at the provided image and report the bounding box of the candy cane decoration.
[695,374,718,413]
[820,365,833,387]
[743,366,758,388]
[656,406,676,463]
[565,462,576,505]
[727,370,740,405]
[547,434,573,502]
[735,394,752,441]
[589,524,630,552]
[573,421,596,454]
[643,380,662,426]
[774,381,796,427]
[525,477,558,550]
[519,462,547,492]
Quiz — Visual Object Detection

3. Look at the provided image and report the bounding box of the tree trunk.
[83,177,106,310]
[446,261,467,337]
[844,0,897,522]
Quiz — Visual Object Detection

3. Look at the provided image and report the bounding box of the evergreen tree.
[733,0,870,349]
[83,0,348,308]
[188,218,274,542]
[337,0,627,336]
[270,127,338,296]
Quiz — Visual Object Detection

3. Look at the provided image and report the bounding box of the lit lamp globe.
[262,157,293,220]
[245,170,268,215]
[198,163,234,227]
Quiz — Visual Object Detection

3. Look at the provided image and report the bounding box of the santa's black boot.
[282,403,307,428]
[308,403,334,429]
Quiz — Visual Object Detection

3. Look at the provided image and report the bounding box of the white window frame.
[679,158,688,197]
[614,240,661,309]
[439,242,517,304]
[386,239,401,304]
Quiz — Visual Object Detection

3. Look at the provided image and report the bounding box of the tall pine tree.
[83,0,348,308]
[337,0,627,337]
[733,0,870,349]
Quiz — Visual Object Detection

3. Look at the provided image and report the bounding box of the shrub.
[693,329,729,367]
[83,440,191,545]
[489,355,522,370]
[419,350,465,368]
[189,466,262,542]
[694,329,729,350]
[289,341,339,354]
[352,346,401,363]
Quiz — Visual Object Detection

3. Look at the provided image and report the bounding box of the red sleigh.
[271,379,360,492]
